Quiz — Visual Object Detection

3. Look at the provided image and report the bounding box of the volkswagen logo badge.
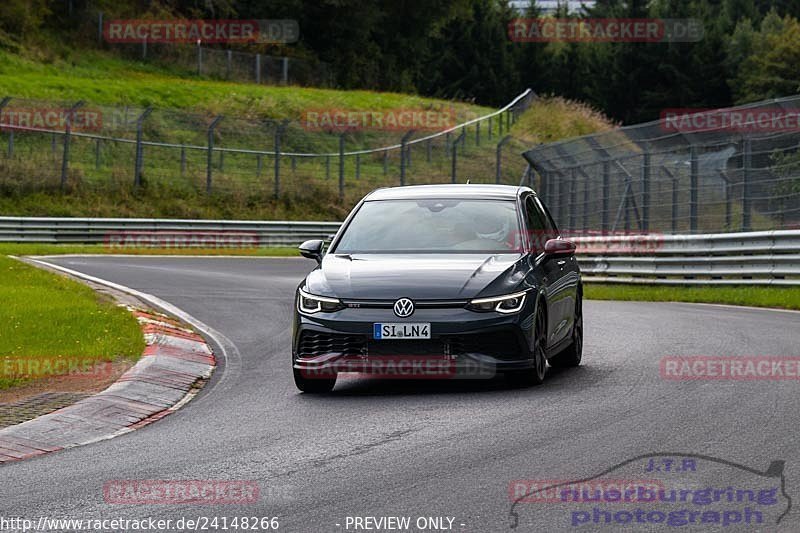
[393,298,415,318]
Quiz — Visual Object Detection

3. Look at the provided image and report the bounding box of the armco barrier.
[1,218,797,285]
[573,230,800,285]
[0,217,341,247]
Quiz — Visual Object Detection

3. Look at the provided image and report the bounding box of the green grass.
[584,284,800,311]
[0,50,615,220]
[0,255,145,390]
[0,243,299,256]
[0,49,491,120]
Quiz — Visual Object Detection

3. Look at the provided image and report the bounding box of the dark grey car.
[292,184,582,392]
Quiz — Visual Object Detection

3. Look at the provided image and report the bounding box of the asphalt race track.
[2,256,799,532]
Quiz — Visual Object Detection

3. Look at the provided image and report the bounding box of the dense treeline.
[2,0,800,123]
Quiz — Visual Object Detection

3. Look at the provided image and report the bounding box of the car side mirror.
[299,239,324,264]
[544,238,576,257]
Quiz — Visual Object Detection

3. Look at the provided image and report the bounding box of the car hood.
[304,253,528,300]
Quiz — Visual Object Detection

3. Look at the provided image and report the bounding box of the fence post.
[582,174,589,231]
[475,122,481,146]
[539,169,549,203]
[338,133,345,200]
[355,153,360,180]
[553,172,562,223]
[400,130,414,186]
[724,181,732,230]
[274,120,287,199]
[142,36,147,60]
[282,57,289,84]
[291,155,297,171]
[742,138,752,231]
[0,97,10,159]
[98,12,103,44]
[641,150,650,232]
[0,98,10,153]
[206,115,223,193]
[672,177,679,233]
[601,160,610,233]
[197,42,203,75]
[426,138,432,162]
[445,132,451,158]
[226,50,232,79]
[180,146,187,177]
[326,155,331,180]
[451,131,465,183]
[383,149,389,175]
[690,145,698,232]
[134,107,153,188]
[256,154,262,177]
[51,133,57,156]
[255,54,261,84]
[488,116,493,140]
[496,135,512,184]
[61,101,85,190]
[499,112,504,136]
[568,168,577,231]
[506,110,511,132]
[95,138,101,170]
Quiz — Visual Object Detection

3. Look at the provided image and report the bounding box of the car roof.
[364,184,529,201]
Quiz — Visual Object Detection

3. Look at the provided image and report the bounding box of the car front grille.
[448,332,525,360]
[298,331,525,360]
[297,332,366,358]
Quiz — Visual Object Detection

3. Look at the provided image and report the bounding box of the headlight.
[298,288,345,314]
[467,290,527,314]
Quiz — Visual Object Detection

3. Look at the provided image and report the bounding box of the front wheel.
[293,368,337,393]
[550,293,583,368]
[506,306,547,387]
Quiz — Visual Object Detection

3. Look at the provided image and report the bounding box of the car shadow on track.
[305,365,594,397]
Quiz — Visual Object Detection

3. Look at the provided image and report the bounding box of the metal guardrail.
[1,218,797,285]
[573,230,800,285]
[0,217,341,246]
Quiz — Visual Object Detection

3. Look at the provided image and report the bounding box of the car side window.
[524,196,547,254]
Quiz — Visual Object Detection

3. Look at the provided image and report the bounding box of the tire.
[550,292,583,369]
[293,368,337,393]
[506,305,547,387]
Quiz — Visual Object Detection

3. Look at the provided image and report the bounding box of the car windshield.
[333,199,519,253]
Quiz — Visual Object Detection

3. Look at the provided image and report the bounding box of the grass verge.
[0,256,145,390]
[584,284,800,311]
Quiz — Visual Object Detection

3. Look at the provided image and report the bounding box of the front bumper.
[292,305,536,378]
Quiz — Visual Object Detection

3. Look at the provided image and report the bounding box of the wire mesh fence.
[112,41,331,86]
[0,90,535,205]
[523,96,800,234]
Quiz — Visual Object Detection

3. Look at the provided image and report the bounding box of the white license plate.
[373,323,431,340]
